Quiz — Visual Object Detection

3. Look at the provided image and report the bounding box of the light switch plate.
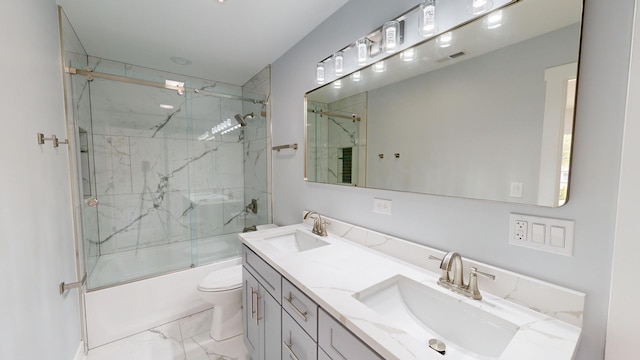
[509,213,574,256]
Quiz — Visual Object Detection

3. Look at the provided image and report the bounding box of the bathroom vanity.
[240,217,584,359]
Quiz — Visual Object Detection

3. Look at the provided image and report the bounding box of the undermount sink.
[261,229,330,253]
[353,275,519,358]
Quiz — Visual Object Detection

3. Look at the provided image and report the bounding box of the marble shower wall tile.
[184,190,225,240]
[90,78,187,139]
[97,192,192,254]
[244,137,268,192]
[81,56,262,260]
[129,137,192,192]
[93,135,133,196]
[222,187,245,234]
[243,188,269,229]
[213,142,244,189]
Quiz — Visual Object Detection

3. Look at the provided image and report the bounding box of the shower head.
[233,113,254,127]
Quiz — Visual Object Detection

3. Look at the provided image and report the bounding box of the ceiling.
[56,0,350,85]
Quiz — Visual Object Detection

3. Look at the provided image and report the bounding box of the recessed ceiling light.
[218,0,225,3]
[170,56,192,66]
[160,104,174,109]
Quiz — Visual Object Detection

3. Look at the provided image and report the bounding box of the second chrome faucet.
[430,251,495,300]
[303,211,329,236]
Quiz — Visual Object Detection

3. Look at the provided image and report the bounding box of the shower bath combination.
[234,112,254,126]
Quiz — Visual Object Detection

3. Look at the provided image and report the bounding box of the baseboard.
[73,341,86,360]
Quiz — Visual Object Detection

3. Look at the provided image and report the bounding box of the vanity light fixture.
[419,0,437,37]
[471,0,492,15]
[383,20,400,53]
[334,51,344,75]
[400,48,416,62]
[372,61,386,73]
[316,62,325,84]
[350,71,362,82]
[333,79,343,89]
[356,38,368,65]
[437,32,453,48]
[485,10,503,29]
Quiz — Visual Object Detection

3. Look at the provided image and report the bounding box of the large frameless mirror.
[305,0,583,207]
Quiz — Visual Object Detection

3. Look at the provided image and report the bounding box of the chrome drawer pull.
[283,340,301,360]
[285,293,308,321]
[250,287,256,320]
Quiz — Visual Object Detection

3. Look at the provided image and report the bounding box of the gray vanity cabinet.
[318,309,384,360]
[242,247,282,360]
[242,245,382,360]
[282,311,317,360]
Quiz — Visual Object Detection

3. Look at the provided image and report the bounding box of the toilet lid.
[198,264,243,292]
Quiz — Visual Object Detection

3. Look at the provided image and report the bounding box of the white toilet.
[197,264,247,357]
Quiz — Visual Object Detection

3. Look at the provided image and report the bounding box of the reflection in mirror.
[305,0,583,207]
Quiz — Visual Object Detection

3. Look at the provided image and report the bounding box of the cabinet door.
[262,289,282,360]
[243,267,261,360]
[318,309,383,360]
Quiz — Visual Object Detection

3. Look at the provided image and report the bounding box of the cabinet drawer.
[318,309,383,360]
[282,311,317,360]
[243,245,282,302]
[282,278,318,340]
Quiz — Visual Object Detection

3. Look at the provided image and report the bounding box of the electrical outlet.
[509,213,574,256]
[514,220,528,241]
[373,198,392,215]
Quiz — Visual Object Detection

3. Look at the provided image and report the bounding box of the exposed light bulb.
[356,38,368,65]
[316,62,325,84]
[334,51,344,75]
[419,0,437,37]
[383,21,400,53]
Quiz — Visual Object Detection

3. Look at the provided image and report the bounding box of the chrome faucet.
[439,251,465,288]
[429,251,495,300]
[303,211,328,236]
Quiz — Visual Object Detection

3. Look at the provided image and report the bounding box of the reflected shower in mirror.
[305,0,583,207]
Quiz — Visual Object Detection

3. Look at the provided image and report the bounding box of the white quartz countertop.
[240,223,581,360]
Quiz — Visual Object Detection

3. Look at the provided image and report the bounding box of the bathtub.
[84,235,241,349]
[87,234,240,289]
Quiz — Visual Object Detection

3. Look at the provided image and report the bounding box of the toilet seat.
[197,264,242,292]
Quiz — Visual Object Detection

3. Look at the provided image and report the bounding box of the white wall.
[605,0,640,358]
[271,0,634,358]
[0,1,81,359]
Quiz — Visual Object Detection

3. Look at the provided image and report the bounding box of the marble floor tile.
[179,309,213,339]
[86,311,248,360]
[183,333,248,360]
[87,322,185,360]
